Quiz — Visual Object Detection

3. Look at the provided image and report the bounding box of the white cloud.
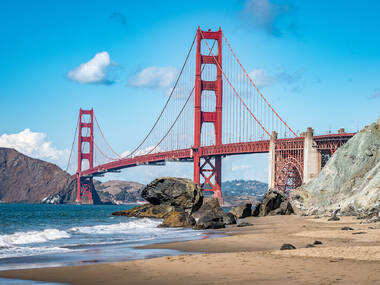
[0,129,69,165]
[231,164,250,171]
[248,69,274,88]
[129,66,178,89]
[67,51,114,84]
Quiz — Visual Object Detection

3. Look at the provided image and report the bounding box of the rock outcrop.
[229,203,252,219]
[252,189,294,216]
[112,204,175,219]
[142,177,203,214]
[0,147,76,203]
[159,212,196,228]
[192,198,226,229]
[293,117,380,215]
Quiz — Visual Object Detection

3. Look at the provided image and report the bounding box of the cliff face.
[294,117,380,214]
[0,147,76,203]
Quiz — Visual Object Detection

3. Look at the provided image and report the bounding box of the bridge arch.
[275,156,303,194]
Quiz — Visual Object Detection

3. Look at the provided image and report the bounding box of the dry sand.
[1,215,380,285]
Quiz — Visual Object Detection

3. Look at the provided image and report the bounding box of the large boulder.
[112,204,175,218]
[223,212,237,225]
[192,198,225,229]
[252,189,294,216]
[141,177,203,214]
[293,117,380,215]
[159,212,196,228]
[229,203,252,219]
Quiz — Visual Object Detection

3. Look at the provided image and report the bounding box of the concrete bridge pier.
[303,127,321,183]
[267,131,277,189]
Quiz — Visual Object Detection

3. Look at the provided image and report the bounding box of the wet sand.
[1,215,380,285]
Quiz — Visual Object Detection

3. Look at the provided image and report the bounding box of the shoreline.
[1,215,380,284]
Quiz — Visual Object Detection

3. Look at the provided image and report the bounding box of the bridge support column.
[303,127,321,183]
[267,131,277,189]
[76,108,94,204]
[193,27,223,205]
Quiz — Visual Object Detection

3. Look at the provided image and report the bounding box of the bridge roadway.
[78,132,354,178]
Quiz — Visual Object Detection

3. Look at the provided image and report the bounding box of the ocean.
[0,204,208,271]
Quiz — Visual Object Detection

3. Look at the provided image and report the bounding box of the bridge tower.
[193,27,223,204]
[76,108,94,204]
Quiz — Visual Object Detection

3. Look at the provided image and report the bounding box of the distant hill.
[221,179,268,206]
[0,147,77,203]
[94,180,144,204]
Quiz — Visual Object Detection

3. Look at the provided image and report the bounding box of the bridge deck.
[78,133,354,178]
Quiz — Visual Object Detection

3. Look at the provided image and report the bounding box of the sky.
[0,0,379,184]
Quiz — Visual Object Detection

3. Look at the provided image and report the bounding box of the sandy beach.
[1,215,380,285]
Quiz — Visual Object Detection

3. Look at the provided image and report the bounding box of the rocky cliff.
[0,147,76,203]
[293,117,380,214]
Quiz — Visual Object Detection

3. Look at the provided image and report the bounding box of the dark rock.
[328,215,340,221]
[229,203,252,219]
[223,212,237,225]
[141,177,203,214]
[280,244,296,250]
[192,197,225,229]
[352,231,367,235]
[341,226,354,231]
[305,244,315,248]
[159,212,195,228]
[237,222,253,227]
[112,204,175,218]
[313,240,323,245]
[192,198,223,220]
[252,189,294,216]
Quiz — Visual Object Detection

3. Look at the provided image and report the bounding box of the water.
[0,204,207,271]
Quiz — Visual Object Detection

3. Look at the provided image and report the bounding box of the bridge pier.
[303,127,321,183]
[267,131,277,189]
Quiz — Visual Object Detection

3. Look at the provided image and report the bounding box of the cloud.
[67,52,115,84]
[248,69,274,88]
[369,89,380,99]
[247,68,304,91]
[109,12,127,27]
[231,164,250,171]
[129,66,178,89]
[243,0,295,37]
[0,129,69,165]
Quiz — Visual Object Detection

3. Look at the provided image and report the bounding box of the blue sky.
[0,0,379,183]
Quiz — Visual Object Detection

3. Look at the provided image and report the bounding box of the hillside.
[293,117,380,214]
[0,147,76,203]
[94,180,144,204]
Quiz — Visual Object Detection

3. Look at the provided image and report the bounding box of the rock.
[112,204,175,218]
[313,240,323,245]
[280,244,296,250]
[193,212,225,229]
[223,212,237,225]
[192,198,223,220]
[141,177,203,214]
[158,212,195,228]
[293,117,380,214]
[237,222,253,227]
[252,189,294,216]
[229,203,252,219]
[305,244,315,248]
[328,215,340,221]
[341,226,354,230]
[352,231,366,235]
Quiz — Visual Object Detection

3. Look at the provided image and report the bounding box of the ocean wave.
[0,229,71,247]
[0,245,71,259]
[68,218,162,235]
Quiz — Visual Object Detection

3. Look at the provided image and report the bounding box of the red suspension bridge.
[66,27,354,204]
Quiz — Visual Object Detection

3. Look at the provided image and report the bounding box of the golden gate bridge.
[66,27,354,204]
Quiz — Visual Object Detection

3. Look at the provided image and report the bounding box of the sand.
[1,215,380,284]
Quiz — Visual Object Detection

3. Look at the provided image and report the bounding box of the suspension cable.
[65,115,79,173]
[200,31,271,137]
[221,31,297,137]
[94,115,121,159]
[125,33,197,158]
